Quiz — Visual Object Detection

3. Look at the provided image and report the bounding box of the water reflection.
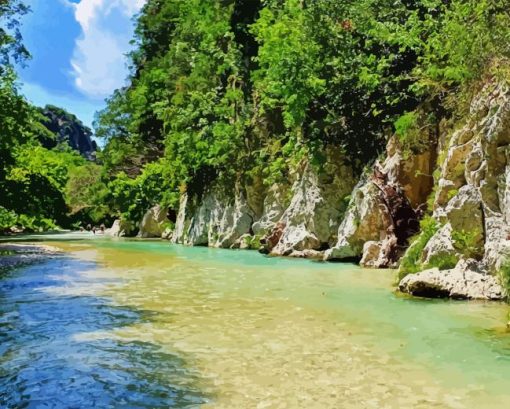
[0,258,206,408]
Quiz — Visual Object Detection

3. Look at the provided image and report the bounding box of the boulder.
[138,205,169,238]
[105,219,130,237]
[360,236,400,269]
[324,182,391,260]
[399,259,505,300]
[360,241,383,268]
[161,227,173,240]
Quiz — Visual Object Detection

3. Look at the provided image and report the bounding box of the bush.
[452,229,483,259]
[16,214,57,233]
[426,253,459,271]
[398,216,439,280]
[498,260,510,296]
[0,206,17,233]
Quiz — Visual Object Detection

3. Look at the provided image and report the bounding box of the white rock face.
[105,219,129,237]
[251,183,288,237]
[399,259,505,300]
[171,193,191,244]
[138,205,168,238]
[399,80,510,297]
[212,190,254,248]
[325,182,391,260]
[185,192,222,246]
[270,156,355,256]
[171,150,355,256]
[422,223,456,266]
[171,186,254,248]
[325,135,434,264]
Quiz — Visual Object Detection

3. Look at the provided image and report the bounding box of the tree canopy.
[2,0,510,233]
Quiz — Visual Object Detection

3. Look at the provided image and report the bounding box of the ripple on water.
[0,257,207,409]
[2,239,510,408]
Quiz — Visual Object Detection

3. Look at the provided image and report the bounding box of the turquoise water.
[1,236,509,408]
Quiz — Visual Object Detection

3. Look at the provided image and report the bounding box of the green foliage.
[5,0,510,239]
[65,163,110,224]
[0,207,17,233]
[0,0,30,68]
[15,214,57,233]
[498,260,510,295]
[90,0,510,225]
[252,0,325,129]
[426,253,459,271]
[415,0,510,97]
[398,216,439,279]
[0,2,105,233]
[452,229,483,259]
[98,160,176,229]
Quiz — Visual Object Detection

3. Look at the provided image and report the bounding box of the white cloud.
[66,0,146,99]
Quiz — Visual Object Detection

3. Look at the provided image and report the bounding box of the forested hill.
[90,0,510,227]
[0,1,98,233]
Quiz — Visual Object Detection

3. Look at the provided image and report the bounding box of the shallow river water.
[1,235,510,408]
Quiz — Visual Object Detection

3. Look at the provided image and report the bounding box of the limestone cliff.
[398,79,510,299]
[168,148,355,257]
[129,78,510,300]
[324,136,436,267]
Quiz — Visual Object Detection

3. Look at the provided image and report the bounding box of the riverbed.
[1,235,509,408]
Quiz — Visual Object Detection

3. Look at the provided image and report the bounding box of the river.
[1,235,509,408]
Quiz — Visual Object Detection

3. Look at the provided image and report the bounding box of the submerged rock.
[399,259,505,300]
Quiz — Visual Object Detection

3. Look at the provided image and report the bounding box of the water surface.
[1,236,510,408]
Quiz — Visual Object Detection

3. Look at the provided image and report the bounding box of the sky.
[18,0,146,130]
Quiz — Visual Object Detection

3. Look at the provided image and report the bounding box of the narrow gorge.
[109,77,509,301]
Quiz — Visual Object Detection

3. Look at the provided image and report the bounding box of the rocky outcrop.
[138,205,169,238]
[325,136,435,267]
[40,105,96,160]
[399,259,505,300]
[105,219,132,237]
[170,148,355,256]
[171,185,255,248]
[399,79,510,298]
[324,181,391,261]
[251,184,289,237]
[260,149,356,257]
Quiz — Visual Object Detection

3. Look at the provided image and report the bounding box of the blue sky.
[19,0,145,130]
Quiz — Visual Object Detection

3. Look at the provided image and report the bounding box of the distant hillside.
[39,105,97,160]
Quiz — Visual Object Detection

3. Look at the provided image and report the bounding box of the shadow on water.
[0,257,207,409]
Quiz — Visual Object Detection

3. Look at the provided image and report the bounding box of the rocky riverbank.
[0,243,61,271]
[104,77,510,301]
